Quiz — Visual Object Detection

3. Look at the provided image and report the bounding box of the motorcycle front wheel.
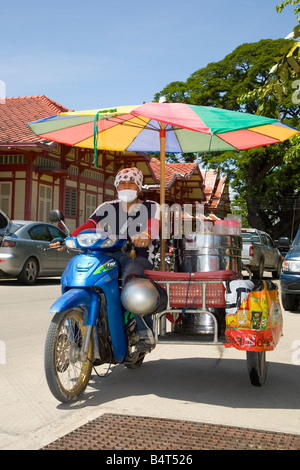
[44,308,93,403]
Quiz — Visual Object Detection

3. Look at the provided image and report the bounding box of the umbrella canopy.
[28,102,299,270]
[29,102,299,153]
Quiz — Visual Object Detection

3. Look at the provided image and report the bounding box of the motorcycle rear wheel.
[246,351,267,386]
[44,308,93,403]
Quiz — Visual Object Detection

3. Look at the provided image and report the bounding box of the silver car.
[0,210,74,285]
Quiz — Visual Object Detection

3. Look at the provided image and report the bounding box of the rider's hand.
[49,240,66,251]
[131,232,150,248]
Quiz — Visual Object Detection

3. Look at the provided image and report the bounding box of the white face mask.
[118,189,138,203]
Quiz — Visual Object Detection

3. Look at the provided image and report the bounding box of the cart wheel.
[246,351,267,386]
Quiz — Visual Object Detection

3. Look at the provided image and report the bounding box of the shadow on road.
[56,356,300,411]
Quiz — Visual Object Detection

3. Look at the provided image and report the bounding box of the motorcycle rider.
[50,167,160,345]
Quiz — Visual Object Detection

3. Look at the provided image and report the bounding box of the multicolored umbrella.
[28,102,299,270]
[29,102,299,154]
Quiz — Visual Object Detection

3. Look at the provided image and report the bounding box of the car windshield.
[0,222,25,235]
[241,233,260,242]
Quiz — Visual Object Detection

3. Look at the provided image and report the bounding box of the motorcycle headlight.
[282,260,300,272]
[65,239,77,249]
[77,232,100,247]
[101,238,116,248]
[76,232,117,249]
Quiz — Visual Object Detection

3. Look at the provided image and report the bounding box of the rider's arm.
[71,219,96,237]
[70,201,111,237]
[143,218,160,240]
[132,201,160,248]
[144,201,160,240]
[50,220,97,250]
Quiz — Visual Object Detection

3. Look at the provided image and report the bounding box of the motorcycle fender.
[49,288,100,326]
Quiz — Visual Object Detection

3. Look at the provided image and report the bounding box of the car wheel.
[272,258,283,279]
[281,293,299,311]
[17,257,39,285]
[253,258,264,279]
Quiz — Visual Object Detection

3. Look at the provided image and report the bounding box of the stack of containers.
[214,220,241,236]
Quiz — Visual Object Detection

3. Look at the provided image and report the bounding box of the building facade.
[0,96,231,233]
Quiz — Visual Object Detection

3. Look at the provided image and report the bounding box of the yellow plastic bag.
[225,280,283,351]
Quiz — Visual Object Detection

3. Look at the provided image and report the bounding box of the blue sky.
[0,0,298,110]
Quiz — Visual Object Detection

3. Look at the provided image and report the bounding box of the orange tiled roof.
[148,159,228,210]
[167,162,198,175]
[0,95,70,146]
[149,158,199,188]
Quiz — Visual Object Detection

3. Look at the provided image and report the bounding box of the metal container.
[175,233,242,275]
[173,233,241,335]
[173,312,215,335]
[173,307,226,335]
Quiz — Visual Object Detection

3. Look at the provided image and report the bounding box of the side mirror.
[49,210,65,223]
[49,210,70,236]
[277,236,290,247]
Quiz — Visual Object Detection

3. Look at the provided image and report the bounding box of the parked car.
[241,228,283,279]
[0,209,74,285]
[280,232,300,311]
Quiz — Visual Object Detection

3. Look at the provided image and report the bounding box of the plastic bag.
[224,280,283,351]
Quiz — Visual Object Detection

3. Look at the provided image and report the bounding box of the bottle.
[260,294,269,330]
[250,296,263,330]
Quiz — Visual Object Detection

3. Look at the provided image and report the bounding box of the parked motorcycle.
[44,210,163,403]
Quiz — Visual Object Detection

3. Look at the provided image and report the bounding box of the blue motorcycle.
[44,210,160,403]
[45,211,273,403]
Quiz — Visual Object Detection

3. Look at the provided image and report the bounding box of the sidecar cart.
[144,234,283,387]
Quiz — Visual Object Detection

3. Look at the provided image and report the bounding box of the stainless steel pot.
[173,312,215,335]
[175,233,242,275]
[172,307,226,335]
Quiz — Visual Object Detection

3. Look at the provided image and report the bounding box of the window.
[65,188,77,218]
[28,224,52,242]
[86,193,96,219]
[265,234,274,247]
[0,155,26,164]
[47,225,66,240]
[39,184,52,222]
[0,182,12,216]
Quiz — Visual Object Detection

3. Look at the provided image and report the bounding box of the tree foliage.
[154,35,300,239]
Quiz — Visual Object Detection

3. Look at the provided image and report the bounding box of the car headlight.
[282,260,300,272]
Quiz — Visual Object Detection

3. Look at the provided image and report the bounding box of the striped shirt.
[88,199,160,264]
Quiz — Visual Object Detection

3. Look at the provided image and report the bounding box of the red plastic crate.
[144,270,235,308]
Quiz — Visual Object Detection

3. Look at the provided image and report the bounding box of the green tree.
[155,39,292,112]
[154,38,300,238]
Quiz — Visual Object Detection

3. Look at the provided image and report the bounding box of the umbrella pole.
[160,122,166,271]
